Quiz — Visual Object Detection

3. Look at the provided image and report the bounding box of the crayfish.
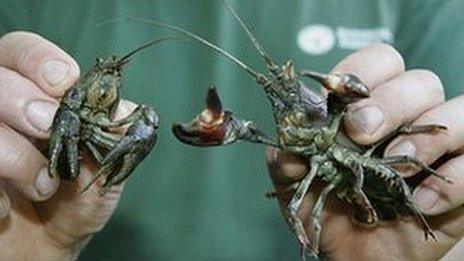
[132,3,453,258]
[47,37,173,195]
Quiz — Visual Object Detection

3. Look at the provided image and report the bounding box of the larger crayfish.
[47,37,172,195]
[133,3,452,258]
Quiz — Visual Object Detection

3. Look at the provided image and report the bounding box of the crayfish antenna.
[120,17,265,83]
[120,36,187,63]
[223,1,279,74]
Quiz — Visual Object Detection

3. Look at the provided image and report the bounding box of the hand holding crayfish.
[157,3,460,258]
[0,31,149,260]
[268,44,464,260]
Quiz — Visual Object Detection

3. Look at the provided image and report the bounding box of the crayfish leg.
[98,154,144,196]
[381,155,452,184]
[364,123,447,157]
[392,173,438,241]
[404,196,437,241]
[286,158,321,257]
[350,164,379,224]
[80,162,116,194]
[85,141,104,164]
[107,155,139,186]
[309,177,340,257]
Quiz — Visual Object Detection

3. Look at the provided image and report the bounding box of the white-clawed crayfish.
[48,37,177,195]
[129,3,452,258]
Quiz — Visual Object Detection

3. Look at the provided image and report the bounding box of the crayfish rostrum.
[47,37,173,195]
[136,3,452,258]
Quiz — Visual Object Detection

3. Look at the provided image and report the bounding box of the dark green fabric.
[0,0,463,260]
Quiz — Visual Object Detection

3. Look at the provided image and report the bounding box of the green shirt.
[1,0,463,260]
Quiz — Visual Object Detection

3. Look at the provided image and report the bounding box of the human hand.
[267,43,463,260]
[0,32,134,260]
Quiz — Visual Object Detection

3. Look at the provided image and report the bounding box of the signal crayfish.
[132,3,453,258]
[47,37,176,195]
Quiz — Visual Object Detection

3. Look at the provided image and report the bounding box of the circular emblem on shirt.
[297,24,335,55]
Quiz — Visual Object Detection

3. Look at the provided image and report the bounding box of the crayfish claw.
[172,88,239,146]
[206,85,223,114]
[48,106,82,181]
[301,70,370,99]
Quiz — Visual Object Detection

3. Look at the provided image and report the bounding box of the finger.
[413,154,464,216]
[385,95,464,172]
[0,66,59,139]
[113,99,138,121]
[344,70,445,144]
[36,100,138,245]
[0,31,80,97]
[440,235,464,261]
[0,124,59,201]
[331,43,405,90]
[414,155,464,244]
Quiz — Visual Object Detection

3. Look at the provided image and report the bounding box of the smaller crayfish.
[48,37,175,194]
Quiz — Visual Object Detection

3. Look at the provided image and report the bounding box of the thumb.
[267,147,308,187]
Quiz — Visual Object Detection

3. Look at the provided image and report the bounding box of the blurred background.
[1,0,463,260]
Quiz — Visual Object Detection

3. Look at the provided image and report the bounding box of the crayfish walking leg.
[381,155,452,183]
[371,164,437,240]
[364,123,446,157]
[309,176,341,256]
[350,164,378,224]
[286,156,322,256]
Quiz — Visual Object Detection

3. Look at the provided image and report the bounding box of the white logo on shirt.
[297,24,394,55]
[297,24,335,55]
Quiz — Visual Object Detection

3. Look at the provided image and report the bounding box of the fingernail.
[35,168,58,197]
[414,186,440,212]
[25,100,58,132]
[349,105,385,135]
[387,140,416,157]
[42,59,70,86]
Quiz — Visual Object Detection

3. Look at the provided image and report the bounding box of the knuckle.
[442,159,460,181]
[0,31,42,47]
[0,31,45,73]
[0,124,43,177]
[364,43,405,71]
[0,31,80,96]
[407,69,444,98]
[0,127,27,173]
